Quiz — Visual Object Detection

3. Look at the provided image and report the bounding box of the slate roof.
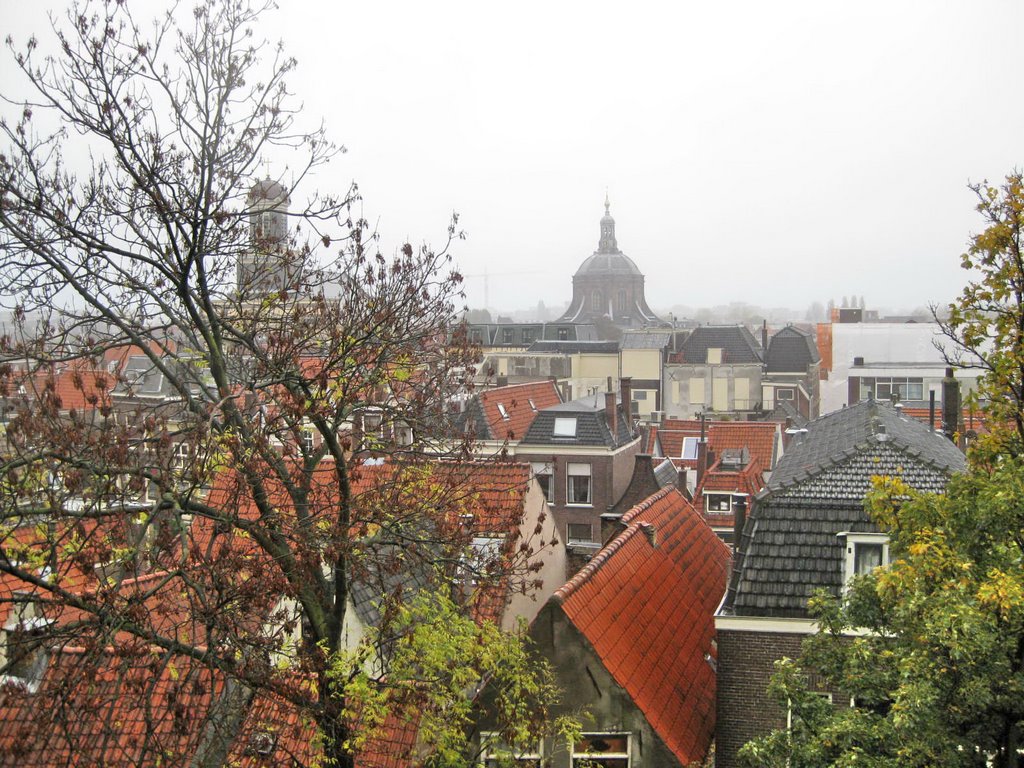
[765,325,820,373]
[658,419,782,472]
[768,400,965,493]
[525,340,620,354]
[521,394,637,448]
[620,330,674,349]
[457,380,562,441]
[553,487,730,766]
[723,400,966,619]
[673,325,763,365]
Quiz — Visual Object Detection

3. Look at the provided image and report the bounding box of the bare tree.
[0,2,561,765]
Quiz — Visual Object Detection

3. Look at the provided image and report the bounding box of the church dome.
[574,251,643,277]
[247,178,290,204]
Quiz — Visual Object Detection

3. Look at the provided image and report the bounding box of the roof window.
[553,417,577,437]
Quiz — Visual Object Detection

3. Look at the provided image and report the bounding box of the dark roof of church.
[574,251,643,277]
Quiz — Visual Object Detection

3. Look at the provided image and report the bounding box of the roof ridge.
[553,486,677,604]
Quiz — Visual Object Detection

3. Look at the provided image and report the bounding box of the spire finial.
[605,189,610,215]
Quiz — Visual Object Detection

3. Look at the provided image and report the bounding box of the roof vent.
[247,732,277,756]
[876,424,888,442]
[639,521,657,547]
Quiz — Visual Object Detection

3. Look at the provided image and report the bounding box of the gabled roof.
[459,380,561,442]
[553,487,730,766]
[673,325,763,365]
[620,330,674,350]
[693,455,765,530]
[658,419,782,472]
[768,399,965,494]
[765,325,820,373]
[723,400,966,619]
[521,394,637,448]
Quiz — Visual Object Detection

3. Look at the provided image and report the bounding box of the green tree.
[741,174,1024,768]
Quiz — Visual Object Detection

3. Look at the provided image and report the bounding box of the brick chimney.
[605,389,618,437]
[620,376,633,421]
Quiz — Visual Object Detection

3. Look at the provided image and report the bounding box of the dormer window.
[681,436,700,460]
[707,347,723,364]
[2,602,52,692]
[839,532,890,588]
[553,417,577,438]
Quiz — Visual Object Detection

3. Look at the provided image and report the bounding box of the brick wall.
[716,629,803,768]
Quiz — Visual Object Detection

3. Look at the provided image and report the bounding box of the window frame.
[566,522,593,543]
[705,493,733,513]
[571,732,630,767]
[553,417,577,438]
[479,732,543,767]
[566,462,593,506]
[530,462,554,504]
[839,532,890,588]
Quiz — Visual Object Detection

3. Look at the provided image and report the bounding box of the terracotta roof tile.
[658,419,782,472]
[476,381,561,441]
[554,487,730,765]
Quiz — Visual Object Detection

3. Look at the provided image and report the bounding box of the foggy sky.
[4,0,1024,318]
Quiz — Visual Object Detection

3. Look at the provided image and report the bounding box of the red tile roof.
[900,406,989,435]
[554,487,730,765]
[657,419,781,472]
[476,381,561,441]
[693,457,765,529]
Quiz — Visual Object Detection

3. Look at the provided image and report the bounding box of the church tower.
[237,178,296,295]
[557,196,663,331]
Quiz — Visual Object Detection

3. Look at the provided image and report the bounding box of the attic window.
[839,532,890,589]
[707,347,723,364]
[528,399,537,412]
[553,417,577,438]
[681,436,700,460]
[497,403,509,420]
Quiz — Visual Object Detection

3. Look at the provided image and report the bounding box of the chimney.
[929,390,937,433]
[761,319,768,353]
[676,466,691,500]
[620,376,633,421]
[942,367,960,442]
[733,494,748,555]
[697,439,711,486]
[605,390,618,436]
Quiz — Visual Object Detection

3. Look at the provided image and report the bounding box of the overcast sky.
[4,1,1024,318]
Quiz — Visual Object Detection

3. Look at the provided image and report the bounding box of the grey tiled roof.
[766,326,820,373]
[521,394,636,447]
[526,340,620,354]
[620,331,674,349]
[769,400,965,491]
[679,325,763,364]
[724,400,965,619]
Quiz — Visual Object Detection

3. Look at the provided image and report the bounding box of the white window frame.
[566,462,592,506]
[572,733,630,767]
[497,403,509,420]
[566,522,593,544]
[839,532,890,588]
[705,493,733,513]
[531,462,554,504]
[479,732,543,766]
[681,436,700,460]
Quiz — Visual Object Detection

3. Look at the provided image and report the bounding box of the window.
[522,328,536,344]
[566,463,592,505]
[531,462,554,504]
[681,436,700,460]
[618,290,627,313]
[557,327,569,340]
[592,291,603,311]
[777,388,795,400]
[173,442,191,470]
[572,733,629,767]
[502,328,514,344]
[3,609,52,691]
[840,532,890,586]
[480,732,542,767]
[707,347,723,364]
[567,522,592,543]
[553,417,577,438]
[861,377,924,402]
[633,390,648,400]
[394,423,414,447]
[301,428,315,453]
[497,403,509,420]
[362,411,383,436]
[689,378,705,406]
[705,493,732,513]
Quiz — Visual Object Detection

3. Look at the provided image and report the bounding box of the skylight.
[497,403,509,420]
